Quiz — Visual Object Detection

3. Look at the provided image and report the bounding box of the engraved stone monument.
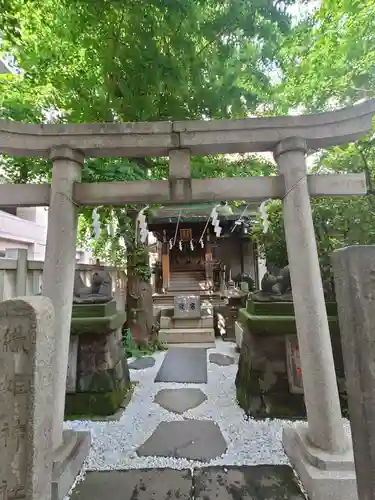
[0,296,55,500]
[332,245,375,500]
[174,295,201,319]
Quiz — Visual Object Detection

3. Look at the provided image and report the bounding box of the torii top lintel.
[0,100,374,158]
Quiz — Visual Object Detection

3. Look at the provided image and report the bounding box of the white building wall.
[0,206,93,263]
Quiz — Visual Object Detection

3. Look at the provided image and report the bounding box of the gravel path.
[65,338,352,500]
[65,340,297,473]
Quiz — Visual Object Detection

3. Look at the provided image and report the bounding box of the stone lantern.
[221,279,247,339]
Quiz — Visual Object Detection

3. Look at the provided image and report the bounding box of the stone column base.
[52,429,91,500]
[283,424,357,500]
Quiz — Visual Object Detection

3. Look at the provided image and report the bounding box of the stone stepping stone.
[209,353,234,366]
[194,465,305,499]
[154,388,207,414]
[136,420,227,461]
[69,469,192,500]
[128,357,155,370]
[154,348,207,383]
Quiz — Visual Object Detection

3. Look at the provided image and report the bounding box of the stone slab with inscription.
[332,246,375,499]
[174,296,201,319]
[0,296,55,500]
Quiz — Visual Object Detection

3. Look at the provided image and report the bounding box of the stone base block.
[65,382,130,417]
[52,429,91,500]
[283,424,357,500]
[159,328,215,344]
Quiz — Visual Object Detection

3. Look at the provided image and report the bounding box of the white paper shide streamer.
[92,208,101,241]
[259,199,271,234]
[136,206,149,245]
[210,205,222,238]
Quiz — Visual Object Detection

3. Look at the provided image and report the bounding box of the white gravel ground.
[64,338,351,494]
[66,340,292,471]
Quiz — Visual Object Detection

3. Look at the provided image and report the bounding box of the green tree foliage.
[251,0,375,284]
[3,0,295,122]
[0,0,292,271]
[252,142,375,277]
[277,0,375,110]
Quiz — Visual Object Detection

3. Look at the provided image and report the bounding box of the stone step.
[170,271,205,276]
[169,276,206,283]
[169,282,203,286]
[169,280,205,283]
[68,466,305,500]
[160,316,214,329]
[159,328,215,344]
[169,277,206,282]
[168,286,209,292]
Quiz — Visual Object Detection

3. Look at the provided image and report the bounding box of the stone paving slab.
[128,357,155,370]
[154,388,207,414]
[69,469,192,500]
[209,353,235,366]
[69,466,304,499]
[194,465,305,499]
[136,420,227,461]
[154,347,207,383]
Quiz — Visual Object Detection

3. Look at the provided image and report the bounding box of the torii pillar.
[42,146,91,500]
[274,138,356,500]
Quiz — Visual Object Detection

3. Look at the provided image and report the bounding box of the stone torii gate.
[0,100,374,500]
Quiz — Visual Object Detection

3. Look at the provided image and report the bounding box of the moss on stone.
[238,309,340,336]
[65,380,130,417]
[79,369,119,393]
[72,299,118,319]
[247,300,338,317]
[235,339,258,413]
[71,310,126,335]
[236,300,348,420]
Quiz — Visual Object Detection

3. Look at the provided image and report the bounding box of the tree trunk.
[125,210,154,346]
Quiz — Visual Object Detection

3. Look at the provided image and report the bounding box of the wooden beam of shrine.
[0,173,365,207]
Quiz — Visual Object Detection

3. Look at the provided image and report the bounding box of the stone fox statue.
[73,270,113,303]
[254,265,292,301]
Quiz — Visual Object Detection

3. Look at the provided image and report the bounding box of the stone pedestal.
[51,430,91,500]
[283,425,357,500]
[219,290,247,340]
[235,300,346,419]
[65,300,129,416]
[159,296,215,344]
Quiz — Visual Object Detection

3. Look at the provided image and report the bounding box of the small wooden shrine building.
[148,202,259,297]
